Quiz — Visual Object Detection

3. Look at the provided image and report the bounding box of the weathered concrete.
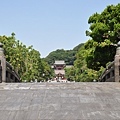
[114,41,120,82]
[0,42,6,83]
[0,82,120,120]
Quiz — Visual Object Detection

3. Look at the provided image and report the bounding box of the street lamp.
[93,79,96,82]
[43,73,45,77]
[42,73,45,82]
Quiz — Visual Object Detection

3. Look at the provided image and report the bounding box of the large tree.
[86,4,120,70]
[73,45,101,82]
[0,33,53,82]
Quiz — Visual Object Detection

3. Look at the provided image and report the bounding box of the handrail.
[6,61,20,82]
[99,61,114,81]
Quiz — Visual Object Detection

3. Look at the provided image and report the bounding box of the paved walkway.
[0,82,120,120]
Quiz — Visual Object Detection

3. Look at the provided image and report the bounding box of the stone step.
[0,82,120,119]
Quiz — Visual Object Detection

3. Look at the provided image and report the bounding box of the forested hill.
[43,43,84,65]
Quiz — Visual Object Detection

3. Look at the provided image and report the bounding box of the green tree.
[74,45,103,82]
[86,3,120,70]
[0,33,53,82]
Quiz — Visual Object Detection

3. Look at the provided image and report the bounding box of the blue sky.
[0,0,120,57]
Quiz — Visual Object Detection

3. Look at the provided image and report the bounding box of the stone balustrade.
[0,43,20,83]
[99,42,120,82]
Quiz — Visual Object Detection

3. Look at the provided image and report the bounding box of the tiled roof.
[54,70,65,75]
[66,65,73,68]
[54,60,65,65]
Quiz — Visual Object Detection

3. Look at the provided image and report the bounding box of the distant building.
[53,60,66,81]
[65,65,73,68]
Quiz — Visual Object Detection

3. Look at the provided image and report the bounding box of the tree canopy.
[1,4,119,82]
[66,4,120,82]
[85,3,120,70]
[0,33,53,82]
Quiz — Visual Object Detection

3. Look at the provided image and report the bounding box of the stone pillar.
[110,71,112,78]
[114,41,120,82]
[0,65,2,83]
[12,75,15,82]
[0,43,6,83]
[8,72,11,82]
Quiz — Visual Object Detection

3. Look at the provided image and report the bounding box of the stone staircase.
[0,82,120,119]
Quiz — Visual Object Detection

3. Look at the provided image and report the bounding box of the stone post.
[114,41,120,82]
[0,43,6,82]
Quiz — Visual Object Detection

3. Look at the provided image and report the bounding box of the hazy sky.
[0,0,119,57]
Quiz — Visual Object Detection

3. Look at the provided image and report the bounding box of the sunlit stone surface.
[0,82,120,120]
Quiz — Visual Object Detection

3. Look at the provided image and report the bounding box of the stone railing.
[99,61,115,82]
[0,63,2,83]
[6,61,20,82]
[99,42,120,82]
[0,43,20,83]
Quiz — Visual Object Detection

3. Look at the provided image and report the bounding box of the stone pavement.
[0,82,120,120]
